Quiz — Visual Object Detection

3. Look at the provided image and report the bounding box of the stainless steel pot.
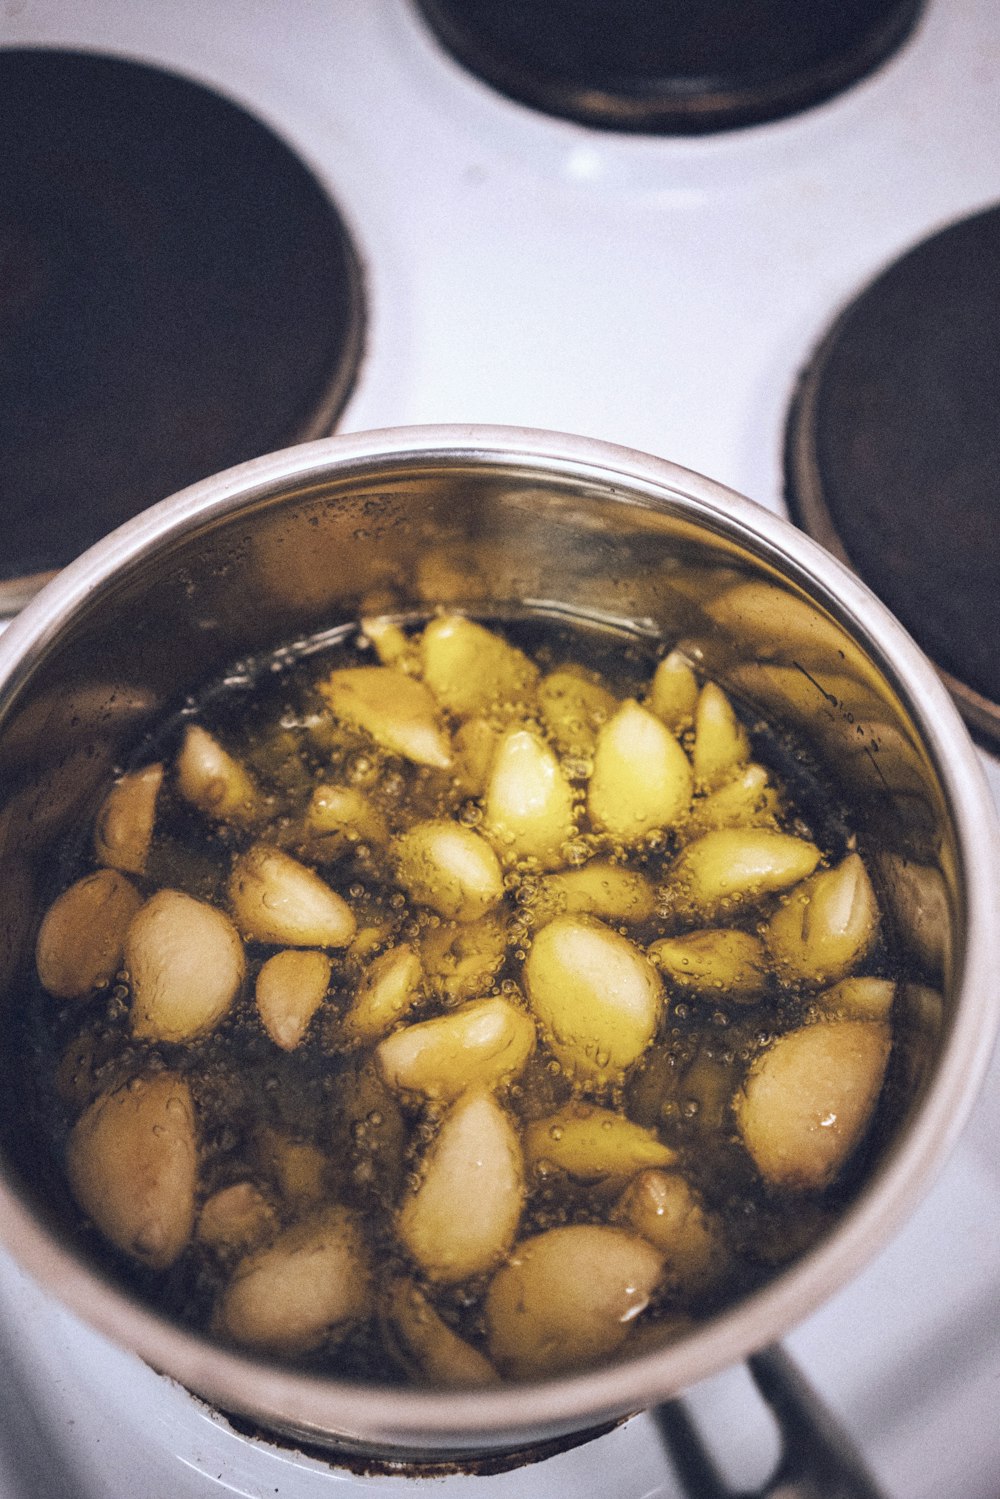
[0,425,996,1464]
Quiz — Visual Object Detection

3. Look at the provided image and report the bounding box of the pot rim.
[1,423,997,1451]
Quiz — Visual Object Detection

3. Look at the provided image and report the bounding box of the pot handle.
[651,1344,887,1499]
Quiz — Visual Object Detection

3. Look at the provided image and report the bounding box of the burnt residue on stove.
[207,1398,625,1479]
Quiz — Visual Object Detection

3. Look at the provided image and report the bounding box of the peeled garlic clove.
[484,727,576,869]
[66,1073,197,1270]
[735,1019,891,1189]
[256,1130,330,1206]
[176,724,260,826]
[306,783,389,847]
[523,916,661,1084]
[647,928,769,1003]
[419,912,507,1004]
[333,1061,407,1202]
[343,943,423,1042]
[361,616,411,666]
[393,820,504,922]
[376,995,536,1100]
[647,650,699,731]
[484,1225,664,1379]
[216,1205,371,1354]
[420,614,539,717]
[452,716,501,797]
[691,682,750,791]
[255,948,331,1050]
[668,828,821,919]
[615,1169,728,1294]
[229,844,356,947]
[318,666,451,769]
[765,853,880,985]
[588,700,692,843]
[384,1278,499,1387]
[93,763,163,875]
[197,1182,277,1253]
[525,1104,675,1179]
[688,762,780,833]
[537,667,617,757]
[533,860,657,925]
[36,868,143,1000]
[816,976,895,1020]
[397,1090,524,1283]
[127,890,245,1042]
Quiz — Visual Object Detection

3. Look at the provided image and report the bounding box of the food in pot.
[24,611,901,1386]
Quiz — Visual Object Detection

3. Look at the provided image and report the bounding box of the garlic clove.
[127,889,245,1042]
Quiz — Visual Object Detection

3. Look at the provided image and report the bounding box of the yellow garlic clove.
[397,1090,524,1283]
[647,928,769,1003]
[668,828,821,919]
[815,976,895,1021]
[360,616,411,666]
[175,724,260,826]
[484,727,577,869]
[384,1278,499,1387]
[614,1169,729,1294]
[318,666,452,769]
[536,667,617,757]
[647,650,699,732]
[452,716,501,798]
[419,912,508,1004]
[376,995,536,1100]
[255,948,332,1050]
[256,1130,330,1206]
[688,762,781,833]
[93,763,163,875]
[343,943,423,1042]
[765,853,880,985]
[523,915,662,1085]
[691,682,750,791]
[229,844,356,947]
[588,700,693,843]
[66,1073,197,1270]
[306,783,389,848]
[127,889,245,1042]
[532,859,657,925]
[393,819,505,922]
[484,1224,664,1380]
[333,1061,407,1202]
[216,1205,372,1354]
[419,614,539,717]
[197,1182,277,1253]
[524,1104,675,1179]
[735,1019,891,1189]
[36,868,143,1000]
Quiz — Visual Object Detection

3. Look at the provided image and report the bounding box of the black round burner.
[412,0,924,134]
[785,204,1000,747]
[0,49,365,609]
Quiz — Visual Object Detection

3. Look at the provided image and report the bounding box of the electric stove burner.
[0,49,365,612]
[411,0,925,134]
[785,203,1000,747]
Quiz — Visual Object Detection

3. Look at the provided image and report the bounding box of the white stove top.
[1,2,999,1495]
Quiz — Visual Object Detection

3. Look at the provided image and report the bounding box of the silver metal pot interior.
[0,427,995,1459]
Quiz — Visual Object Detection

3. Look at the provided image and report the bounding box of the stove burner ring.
[412,0,925,134]
[785,203,1000,750]
[0,48,366,615]
[214,1401,624,1477]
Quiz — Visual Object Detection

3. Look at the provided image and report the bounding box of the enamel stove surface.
[1,2,1000,1496]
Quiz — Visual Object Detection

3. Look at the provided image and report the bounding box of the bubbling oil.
[22,609,905,1386]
